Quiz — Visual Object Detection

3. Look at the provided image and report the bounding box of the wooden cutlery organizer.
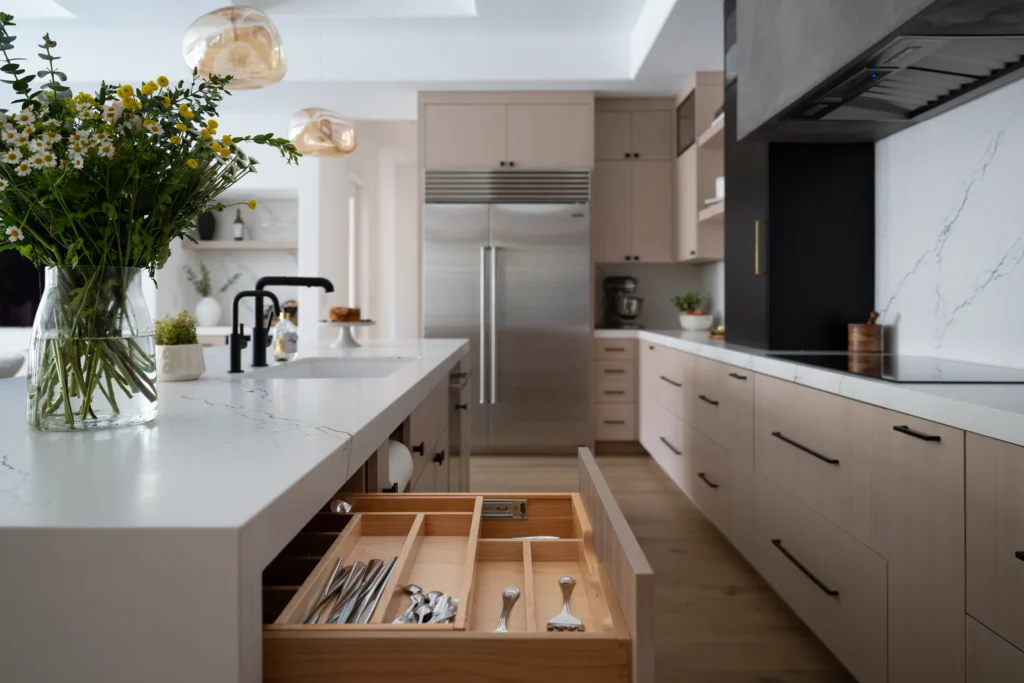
[262,450,653,682]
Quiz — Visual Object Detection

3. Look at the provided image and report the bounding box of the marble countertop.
[0,339,468,534]
[596,329,1024,448]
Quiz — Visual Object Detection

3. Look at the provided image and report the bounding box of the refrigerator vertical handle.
[479,245,488,405]
[490,246,498,404]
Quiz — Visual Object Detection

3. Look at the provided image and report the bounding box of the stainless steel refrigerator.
[424,171,590,454]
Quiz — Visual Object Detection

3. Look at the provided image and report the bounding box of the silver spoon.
[329,499,353,513]
[393,592,425,624]
[493,587,520,633]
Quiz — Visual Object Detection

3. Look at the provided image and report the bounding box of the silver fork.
[493,587,520,633]
[546,576,585,632]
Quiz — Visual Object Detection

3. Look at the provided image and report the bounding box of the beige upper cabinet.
[676,147,698,260]
[592,162,632,263]
[422,104,507,170]
[595,112,632,160]
[506,104,593,169]
[421,97,594,170]
[630,161,674,262]
[630,111,675,160]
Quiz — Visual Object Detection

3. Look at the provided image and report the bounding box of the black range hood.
[774,0,1024,140]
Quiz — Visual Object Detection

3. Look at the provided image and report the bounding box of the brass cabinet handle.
[755,219,765,276]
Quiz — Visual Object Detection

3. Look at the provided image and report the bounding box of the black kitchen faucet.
[250,276,335,368]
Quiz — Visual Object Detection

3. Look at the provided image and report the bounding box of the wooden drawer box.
[681,423,730,537]
[262,449,654,683]
[595,403,637,441]
[754,374,879,550]
[966,433,1024,654]
[967,616,1024,683]
[754,474,887,683]
[596,359,636,384]
[593,339,637,360]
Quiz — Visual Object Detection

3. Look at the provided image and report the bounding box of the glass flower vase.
[26,267,158,431]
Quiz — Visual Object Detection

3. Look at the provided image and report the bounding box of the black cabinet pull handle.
[604,369,626,374]
[624,152,630,158]
[433,450,446,464]
[604,390,626,395]
[635,153,641,158]
[659,436,681,455]
[604,347,626,352]
[772,539,839,597]
[771,432,839,466]
[697,472,719,489]
[509,161,516,167]
[454,403,468,411]
[728,372,748,381]
[604,420,626,425]
[649,345,655,350]
[625,255,632,261]
[412,442,425,456]
[659,375,681,387]
[499,161,506,167]
[634,255,641,261]
[1016,551,1024,562]
[893,425,941,442]
[699,394,719,406]
[690,250,696,255]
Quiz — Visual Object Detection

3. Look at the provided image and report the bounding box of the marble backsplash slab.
[876,77,1024,369]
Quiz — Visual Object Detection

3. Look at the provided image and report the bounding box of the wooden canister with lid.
[849,311,882,354]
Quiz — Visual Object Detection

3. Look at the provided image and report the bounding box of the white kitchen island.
[0,338,468,683]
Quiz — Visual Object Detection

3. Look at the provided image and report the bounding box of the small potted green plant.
[184,262,241,326]
[155,311,205,381]
[672,292,713,331]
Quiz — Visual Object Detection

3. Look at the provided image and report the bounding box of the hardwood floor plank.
[473,454,855,683]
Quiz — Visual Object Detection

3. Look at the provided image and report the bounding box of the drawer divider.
[523,541,538,632]
[453,497,484,630]
[367,514,425,624]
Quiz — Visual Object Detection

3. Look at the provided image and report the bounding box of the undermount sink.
[243,357,414,380]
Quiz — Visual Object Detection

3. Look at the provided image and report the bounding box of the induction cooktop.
[768,353,1024,384]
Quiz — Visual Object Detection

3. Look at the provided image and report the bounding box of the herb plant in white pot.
[155,311,204,382]
[673,292,714,331]
[0,13,299,430]
[184,262,240,327]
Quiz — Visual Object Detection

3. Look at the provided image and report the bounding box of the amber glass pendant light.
[182,6,286,89]
[288,108,358,156]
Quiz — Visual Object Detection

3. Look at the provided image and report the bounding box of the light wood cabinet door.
[874,410,966,683]
[629,161,673,262]
[595,111,632,161]
[592,161,632,263]
[422,104,506,170]
[966,433,1024,653]
[967,616,1024,683]
[505,104,593,169]
[676,147,699,261]
[630,110,674,160]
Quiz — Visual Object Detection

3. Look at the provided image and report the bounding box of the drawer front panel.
[653,370,685,419]
[595,402,637,441]
[641,402,684,486]
[754,374,878,549]
[682,423,731,536]
[967,616,1024,683]
[593,338,637,360]
[595,377,636,403]
[967,433,1024,653]
[755,474,887,683]
[596,359,636,384]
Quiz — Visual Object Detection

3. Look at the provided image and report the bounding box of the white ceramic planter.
[195,296,221,327]
[679,313,714,332]
[156,344,205,382]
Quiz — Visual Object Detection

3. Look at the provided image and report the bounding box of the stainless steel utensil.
[334,560,381,624]
[393,593,425,624]
[353,557,396,624]
[323,556,345,597]
[304,563,352,623]
[412,602,434,624]
[493,587,520,633]
[329,499,353,513]
[325,561,367,624]
[546,576,585,632]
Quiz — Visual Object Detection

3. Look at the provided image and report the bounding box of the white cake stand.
[319,320,376,348]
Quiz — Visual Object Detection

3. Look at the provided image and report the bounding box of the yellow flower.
[141,81,158,96]
[200,128,211,140]
[143,119,155,127]
[207,119,218,129]
[183,110,194,120]
[169,135,180,144]
[157,76,169,87]
[219,147,231,158]
[186,158,198,169]
[174,123,187,131]
[161,96,171,109]
[222,134,233,145]
[122,97,141,111]
[248,200,257,210]
[211,142,223,152]
[178,103,190,115]
[116,84,134,99]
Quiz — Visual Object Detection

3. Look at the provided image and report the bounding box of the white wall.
[876,78,1024,368]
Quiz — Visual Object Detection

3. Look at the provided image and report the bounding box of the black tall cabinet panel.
[724,0,876,351]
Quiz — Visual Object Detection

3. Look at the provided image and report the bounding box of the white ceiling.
[7,0,723,119]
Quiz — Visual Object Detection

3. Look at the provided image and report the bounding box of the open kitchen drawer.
[262,448,654,683]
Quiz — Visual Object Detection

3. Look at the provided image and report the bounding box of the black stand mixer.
[602,276,643,329]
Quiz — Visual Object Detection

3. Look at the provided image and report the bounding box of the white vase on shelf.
[195,297,221,327]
